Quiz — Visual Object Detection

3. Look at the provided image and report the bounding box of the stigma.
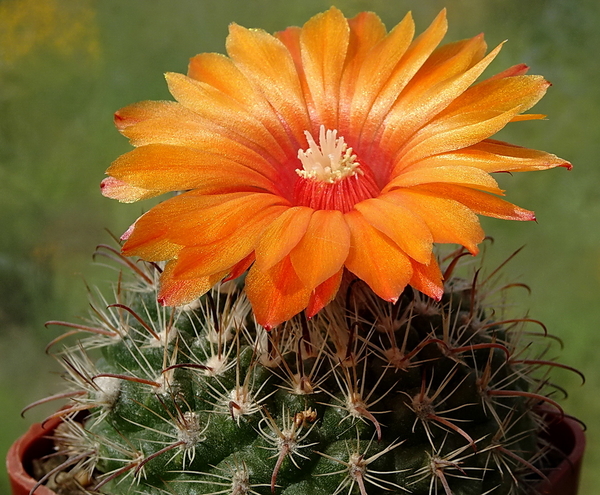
[293,126,380,213]
[296,126,361,183]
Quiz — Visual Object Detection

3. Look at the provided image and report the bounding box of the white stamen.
[296,125,361,183]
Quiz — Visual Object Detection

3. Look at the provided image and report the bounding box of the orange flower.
[102,8,570,329]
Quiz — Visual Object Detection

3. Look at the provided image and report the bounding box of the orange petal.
[468,139,572,172]
[114,100,192,133]
[187,52,297,154]
[299,7,349,129]
[409,253,444,300]
[384,190,484,254]
[401,139,570,174]
[158,261,225,307]
[107,144,278,195]
[338,11,388,126]
[307,269,344,318]
[354,197,433,265]
[409,183,536,221]
[100,177,161,203]
[387,165,501,194]
[165,72,289,163]
[488,63,530,80]
[226,23,311,146]
[381,41,504,159]
[224,252,255,282]
[438,75,550,120]
[169,204,287,279]
[397,106,521,167]
[354,10,438,146]
[245,256,312,330]
[121,192,274,257]
[289,210,351,290]
[166,193,287,246]
[344,210,413,302]
[254,206,314,271]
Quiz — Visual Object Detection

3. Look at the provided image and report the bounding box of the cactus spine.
[31,246,572,495]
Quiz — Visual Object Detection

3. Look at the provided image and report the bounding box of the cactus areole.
[11,246,584,495]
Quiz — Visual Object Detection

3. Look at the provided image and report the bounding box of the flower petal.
[107,144,278,195]
[354,197,433,264]
[344,210,413,302]
[409,183,535,221]
[289,210,351,290]
[187,52,298,155]
[354,11,440,147]
[307,269,344,319]
[387,165,501,194]
[410,253,444,300]
[338,11,388,125]
[171,203,287,279]
[226,23,311,147]
[383,189,484,254]
[437,74,550,120]
[397,106,522,167]
[246,256,312,330]
[100,177,161,203]
[299,7,350,129]
[255,206,314,271]
[114,100,193,133]
[166,72,290,163]
[158,261,225,307]
[464,139,572,172]
[380,41,504,160]
[122,192,285,258]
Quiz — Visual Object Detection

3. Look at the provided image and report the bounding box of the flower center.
[294,126,379,213]
[296,126,360,183]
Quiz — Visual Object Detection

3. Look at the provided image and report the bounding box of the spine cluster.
[27,245,577,495]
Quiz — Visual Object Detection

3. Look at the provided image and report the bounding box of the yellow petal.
[299,7,350,129]
[246,256,312,330]
[354,197,433,264]
[344,210,413,302]
[289,210,351,290]
[384,190,484,254]
[255,206,314,271]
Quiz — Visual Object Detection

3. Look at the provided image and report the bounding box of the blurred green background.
[1,0,598,493]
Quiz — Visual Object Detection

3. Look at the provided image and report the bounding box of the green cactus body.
[42,249,563,495]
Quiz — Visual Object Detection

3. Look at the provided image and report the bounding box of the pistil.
[294,125,379,213]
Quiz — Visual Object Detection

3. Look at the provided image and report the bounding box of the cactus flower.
[102,7,570,329]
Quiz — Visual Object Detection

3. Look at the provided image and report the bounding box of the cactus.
[27,244,578,495]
